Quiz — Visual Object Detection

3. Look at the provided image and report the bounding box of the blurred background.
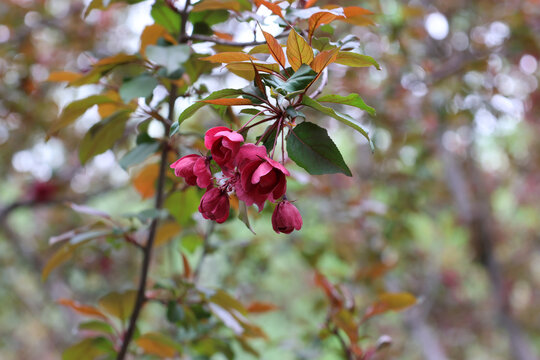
[1,0,540,359]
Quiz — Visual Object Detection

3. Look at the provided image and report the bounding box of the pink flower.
[271,200,302,234]
[234,144,289,211]
[198,187,230,223]
[170,154,212,188]
[204,126,244,168]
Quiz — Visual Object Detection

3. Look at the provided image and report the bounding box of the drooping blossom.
[170,154,212,188]
[234,144,289,211]
[204,126,244,168]
[271,200,303,234]
[198,187,230,223]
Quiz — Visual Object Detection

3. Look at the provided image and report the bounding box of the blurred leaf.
[335,51,380,70]
[363,292,416,320]
[154,221,182,247]
[248,44,271,54]
[177,89,245,124]
[151,0,181,35]
[246,301,278,313]
[79,110,130,164]
[286,30,314,71]
[209,290,248,316]
[262,30,286,70]
[69,230,111,246]
[78,320,114,335]
[133,163,160,199]
[181,252,192,278]
[62,337,113,360]
[317,93,375,116]
[146,45,190,75]
[119,142,160,170]
[69,203,111,220]
[119,75,159,103]
[201,52,255,63]
[47,71,82,83]
[58,298,108,320]
[208,303,244,334]
[48,95,115,135]
[98,290,137,321]
[165,188,199,226]
[180,233,203,254]
[136,332,182,358]
[42,241,90,281]
[94,53,140,67]
[192,0,250,12]
[254,0,283,17]
[140,23,177,56]
[301,96,371,144]
[287,121,352,176]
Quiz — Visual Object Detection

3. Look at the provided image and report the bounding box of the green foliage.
[287,121,352,176]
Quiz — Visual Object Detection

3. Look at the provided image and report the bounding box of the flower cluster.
[170,126,302,233]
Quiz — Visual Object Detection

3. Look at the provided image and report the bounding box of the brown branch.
[116,1,186,357]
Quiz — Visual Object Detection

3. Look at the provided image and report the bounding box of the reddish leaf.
[254,0,283,18]
[181,252,192,279]
[246,301,279,313]
[308,12,343,40]
[214,31,234,40]
[47,71,82,83]
[201,52,256,63]
[304,0,318,8]
[262,30,287,69]
[133,163,159,199]
[58,298,108,320]
[201,98,253,105]
[314,272,343,308]
[310,47,339,73]
[140,24,177,56]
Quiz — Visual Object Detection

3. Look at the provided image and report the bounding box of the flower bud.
[199,187,230,223]
[271,200,302,234]
[170,154,212,188]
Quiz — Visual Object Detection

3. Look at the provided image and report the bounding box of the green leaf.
[180,233,203,254]
[151,0,181,35]
[98,290,137,321]
[78,320,115,335]
[62,337,114,360]
[146,44,191,75]
[316,93,375,116]
[177,89,245,124]
[118,142,160,169]
[335,51,380,70]
[287,121,352,176]
[119,75,159,103]
[79,110,130,165]
[49,95,115,135]
[238,201,255,234]
[165,188,199,226]
[276,64,317,93]
[301,96,371,146]
[189,10,229,26]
